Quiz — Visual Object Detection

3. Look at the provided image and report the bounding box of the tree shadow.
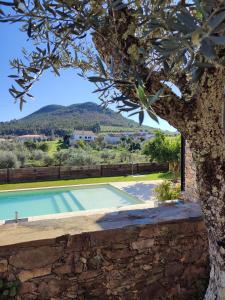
[116,182,158,202]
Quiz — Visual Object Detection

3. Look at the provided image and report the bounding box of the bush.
[54,149,70,166]
[16,152,27,167]
[43,154,54,166]
[32,150,45,161]
[38,142,49,152]
[100,151,116,163]
[24,141,37,150]
[0,152,20,169]
[64,150,98,166]
[119,151,131,162]
[154,180,181,201]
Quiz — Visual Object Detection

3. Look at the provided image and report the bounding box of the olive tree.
[143,131,181,175]
[1,0,225,298]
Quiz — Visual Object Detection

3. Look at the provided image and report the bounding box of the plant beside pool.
[154,180,181,201]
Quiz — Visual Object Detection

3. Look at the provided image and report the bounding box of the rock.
[9,246,63,269]
[20,282,37,294]
[131,239,154,250]
[18,267,51,282]
[74,261,84,274]
[48,279,62,296]
[54,264,72,275]
[165,263,184,277]
[0,259,8,273]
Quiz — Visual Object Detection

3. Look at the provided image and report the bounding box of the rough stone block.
[18,266,51,282]
[131,238,154,250]
[0,259,8,273]
[9,246,63,269]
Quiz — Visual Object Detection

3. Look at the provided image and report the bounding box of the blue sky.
[0,23,176,132]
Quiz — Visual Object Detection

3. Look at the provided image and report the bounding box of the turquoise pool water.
[0,184,143,221]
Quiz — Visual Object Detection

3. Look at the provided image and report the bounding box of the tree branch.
[92,20,196,133]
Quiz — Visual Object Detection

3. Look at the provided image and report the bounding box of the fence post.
[7,168,10,183]
[58,166,61,179]
[100,165,103,177]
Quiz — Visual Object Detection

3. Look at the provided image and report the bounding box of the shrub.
[154,180,181,201]
[16,151,27,167]
[32,150,45,161]
[0,152,20,169]
[100,151,115,163]
[65,150,98,166]
[38,142,49,152]
[54,149,70,166]
[43,154,54,166]
[24,141,37,150]
[119,151,131,162]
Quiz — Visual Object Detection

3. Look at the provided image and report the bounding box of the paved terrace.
[111,179,163,207]
[0,202,201,247]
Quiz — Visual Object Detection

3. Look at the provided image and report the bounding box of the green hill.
[0,102,156,136]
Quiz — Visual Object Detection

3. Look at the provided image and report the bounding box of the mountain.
[0,102,155,136]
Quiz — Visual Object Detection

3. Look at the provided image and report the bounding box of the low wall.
[0,162,168,184]
[0,204,209,299]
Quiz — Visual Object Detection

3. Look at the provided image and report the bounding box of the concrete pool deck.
[111,179,163,207]
[0,202,201,247]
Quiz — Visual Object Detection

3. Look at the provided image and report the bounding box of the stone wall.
[0,204,209,300]
[184,142,199,202]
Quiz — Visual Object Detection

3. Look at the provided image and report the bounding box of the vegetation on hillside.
[0,102,146,136]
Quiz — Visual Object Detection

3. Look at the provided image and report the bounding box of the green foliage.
[0,279,20,300]
[38,142,49,152]
[54,149,70,166]
[0,152,20,169]
[43,153,54,166]
[32,150,44,161]
[24,141,37,150]
[100,151,116,163]
[143,131,181,164]
[75,140,86,149]
[154,181,181,201]
[64,149,99,166]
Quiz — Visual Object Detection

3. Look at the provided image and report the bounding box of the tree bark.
[191,118,225,299]
[195,157,225,300]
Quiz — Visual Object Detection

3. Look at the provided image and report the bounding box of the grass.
[0,172,173,191]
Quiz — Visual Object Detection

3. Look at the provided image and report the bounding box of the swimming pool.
[0,184,143,221]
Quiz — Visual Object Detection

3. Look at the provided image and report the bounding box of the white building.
[103,134,122,144]
[69,130,96,144]
[138,132,155,140]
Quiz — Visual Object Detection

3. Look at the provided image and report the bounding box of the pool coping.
[0,179,164,193]
[0,183,151,225]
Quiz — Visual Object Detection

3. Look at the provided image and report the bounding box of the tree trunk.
[204,236,225,300]
[194,153,225,300]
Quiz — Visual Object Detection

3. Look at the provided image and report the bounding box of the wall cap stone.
[0,203,202,249]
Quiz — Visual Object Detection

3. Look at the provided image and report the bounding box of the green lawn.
[0,172,173,191]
